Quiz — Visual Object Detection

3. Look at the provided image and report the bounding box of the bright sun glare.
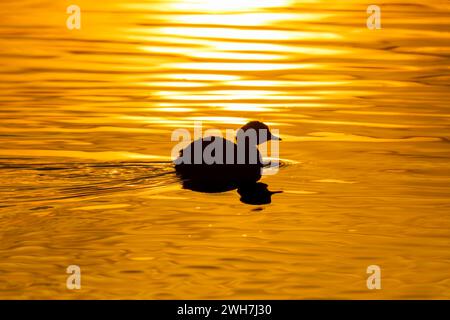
[132,0,330,107]
[168,0,294,12]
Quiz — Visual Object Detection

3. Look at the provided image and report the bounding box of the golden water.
[0,0,449,299]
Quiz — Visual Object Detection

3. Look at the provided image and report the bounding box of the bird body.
[174,121,280,192]
[175,136,262,191]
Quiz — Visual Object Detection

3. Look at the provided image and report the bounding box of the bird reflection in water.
[179,179,281,205]
[174,121,282,205]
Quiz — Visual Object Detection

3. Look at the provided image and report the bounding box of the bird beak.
[270,190,283,195]
[270,134,282,141]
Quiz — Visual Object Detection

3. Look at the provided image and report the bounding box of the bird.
[174,121,281,192]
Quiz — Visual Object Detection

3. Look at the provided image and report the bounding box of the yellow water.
[1,0,450,299]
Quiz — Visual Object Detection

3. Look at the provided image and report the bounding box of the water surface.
[0,0,450,299]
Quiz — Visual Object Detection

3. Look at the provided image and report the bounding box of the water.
[0,0,449,299]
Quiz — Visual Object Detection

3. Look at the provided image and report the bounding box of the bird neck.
[236,135,259,148]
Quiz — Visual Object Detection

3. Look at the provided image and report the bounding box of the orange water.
[0,0,449,299]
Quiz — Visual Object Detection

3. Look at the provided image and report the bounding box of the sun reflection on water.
[1,0,450,300]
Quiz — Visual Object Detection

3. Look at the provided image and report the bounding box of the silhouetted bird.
[174,121,281,193]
